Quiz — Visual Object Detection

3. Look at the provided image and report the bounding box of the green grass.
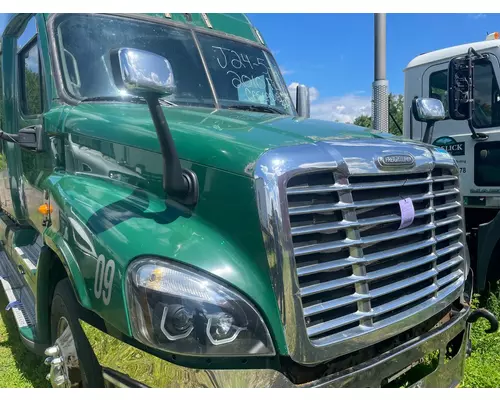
[0,291,49,388]
[0,154,6,171]
[462,283,500,388]
[0,285,499,388]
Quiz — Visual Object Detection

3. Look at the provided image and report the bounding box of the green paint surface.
[1,12,407,363]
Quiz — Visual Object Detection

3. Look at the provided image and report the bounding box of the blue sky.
[248,13,500,121]
[248,13,496,97]
[2,13,499,121]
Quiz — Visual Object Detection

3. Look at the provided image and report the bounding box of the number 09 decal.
[94,254,115,306]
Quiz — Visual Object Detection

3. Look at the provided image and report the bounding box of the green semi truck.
[0,13,496,388]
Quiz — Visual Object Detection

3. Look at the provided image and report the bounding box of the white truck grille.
[286,167,464,346]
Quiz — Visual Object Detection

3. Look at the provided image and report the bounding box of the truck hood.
[63,103,413,176]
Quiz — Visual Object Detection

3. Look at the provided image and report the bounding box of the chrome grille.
[286,167,465,346]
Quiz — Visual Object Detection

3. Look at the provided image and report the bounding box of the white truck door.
[422,54,500,203]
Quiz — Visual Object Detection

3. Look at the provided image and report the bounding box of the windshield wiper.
[226,104,286,115]
[79,95,146,104]
[80,95,177,107]
[158,98,177,107]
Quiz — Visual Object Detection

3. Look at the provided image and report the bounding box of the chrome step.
[0,246,36,329]
[14,238,42,273]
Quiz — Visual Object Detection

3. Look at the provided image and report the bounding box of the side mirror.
[447,48,489,140]
[296,84,310,118]
[412,98,445,122]
[448,55,472,120]
[110,48,176,97]
[412,98,445,144]
[109,48,198,207]
[0,125,43,151]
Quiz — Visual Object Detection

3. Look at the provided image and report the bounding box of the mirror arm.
[468,119,489,141]
[0,130,20,143]
[422,121,435,144]
[466,48,489,141]
[143,94,198,206]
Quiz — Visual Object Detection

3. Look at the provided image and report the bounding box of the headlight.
[126,258,275,356]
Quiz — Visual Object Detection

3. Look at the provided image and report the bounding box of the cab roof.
[404,39,500,71]
[139,13,263,44]
[2,13,264,45]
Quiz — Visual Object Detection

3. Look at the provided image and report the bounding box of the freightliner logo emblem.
[378,153,416,168]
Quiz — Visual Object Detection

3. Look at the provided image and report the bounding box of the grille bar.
[291,208,434,236]
[294,223,435,256]
[289,193,434,216]
[309,277,464,348]
[303,293,370,317]
[307,282,440,337]
[366,253,437,281]
[300,275,363,297]
[287,175,458,196]
[303,265,438,319]
[296,237,437,277]
[436,229,462,243]
[435,215,462,227]
[371,283,438,316]
[363,237,436,263]
[434,202,461,212]
[436,242,463,257]
[286,166,465,346]
[436,256,463,273]
[287,177,432,195]
[437,269,463,287]
[297,257,357,277]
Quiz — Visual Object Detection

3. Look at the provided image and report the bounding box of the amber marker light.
[38,203,53,215]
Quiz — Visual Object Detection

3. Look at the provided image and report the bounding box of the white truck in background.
[404,33,500,291]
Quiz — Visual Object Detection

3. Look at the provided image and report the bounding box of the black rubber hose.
[467,308,499,334]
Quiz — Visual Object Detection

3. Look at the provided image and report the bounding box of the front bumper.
[80,301,471,388]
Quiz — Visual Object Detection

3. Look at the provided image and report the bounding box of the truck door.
[422,54,500,200]
[0,25,27,223]
[16,19,53,233]
[1,15,52,232]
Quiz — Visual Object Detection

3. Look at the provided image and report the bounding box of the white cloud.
[469,13,486,19]
[288,83,370,123]
[311,94,371,123]
[280,66,295,76]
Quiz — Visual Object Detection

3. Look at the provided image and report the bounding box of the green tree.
[389,93,404,135]
[353,93,404,136]
[352,114,371,128]
[24,68,41,116]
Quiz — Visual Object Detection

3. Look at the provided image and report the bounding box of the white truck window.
[472,61,500,128]
[429,70,449,119]
[430,61,500,129]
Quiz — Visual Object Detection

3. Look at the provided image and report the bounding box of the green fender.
[39,171,286,354]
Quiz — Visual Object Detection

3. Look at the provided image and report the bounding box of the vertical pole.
[373,13,389,132]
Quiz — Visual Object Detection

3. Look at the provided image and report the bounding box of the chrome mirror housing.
[412,98,445,122]
[111,48,176,96]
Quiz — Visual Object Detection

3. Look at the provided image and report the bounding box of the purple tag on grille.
[399,198,415,230]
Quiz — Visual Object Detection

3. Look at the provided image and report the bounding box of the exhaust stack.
[372,13,389,132]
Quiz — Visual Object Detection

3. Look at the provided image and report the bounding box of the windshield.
[53,14,295,115]
[197,33,294,114]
